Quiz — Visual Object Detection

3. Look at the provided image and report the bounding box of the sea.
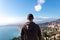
[0,25,20,40]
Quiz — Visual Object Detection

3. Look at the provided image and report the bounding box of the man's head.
[27,14,34,21]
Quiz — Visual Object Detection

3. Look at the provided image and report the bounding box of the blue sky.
[0,0,60,25]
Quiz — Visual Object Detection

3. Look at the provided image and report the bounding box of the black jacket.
[21,22,42,40]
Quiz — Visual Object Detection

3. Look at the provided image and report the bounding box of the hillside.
[39,19,60,28]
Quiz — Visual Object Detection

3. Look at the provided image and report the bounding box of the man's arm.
[21,28,24,40]
[37,25,42,40]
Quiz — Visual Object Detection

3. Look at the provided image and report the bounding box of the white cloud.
[0,17,26,25]
[39,16,50,19]
[34,16,50,21]
[34,4,42,12]
[0,16,54,25]
[34,16,55,23]
[38,0,45,4]
[34,0,45,12]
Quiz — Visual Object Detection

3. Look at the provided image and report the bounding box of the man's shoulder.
[33,22,39,26]
[22,22,39,28]
[31,22,40,28]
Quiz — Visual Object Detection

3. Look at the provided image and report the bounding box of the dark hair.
[27,14,34,20]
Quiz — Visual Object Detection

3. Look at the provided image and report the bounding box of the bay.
[0,26,20,40]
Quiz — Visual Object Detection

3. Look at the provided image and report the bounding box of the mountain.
[39,19,60,27]
[35,18,56,24]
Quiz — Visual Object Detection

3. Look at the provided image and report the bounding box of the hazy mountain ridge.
[39,19,60,27]
[1,18,60,28]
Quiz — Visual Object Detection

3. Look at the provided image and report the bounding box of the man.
[21,14,42,40]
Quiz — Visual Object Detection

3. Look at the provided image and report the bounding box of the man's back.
[21,22,42,40]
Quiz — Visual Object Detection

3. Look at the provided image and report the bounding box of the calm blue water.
[0,26,20,40]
